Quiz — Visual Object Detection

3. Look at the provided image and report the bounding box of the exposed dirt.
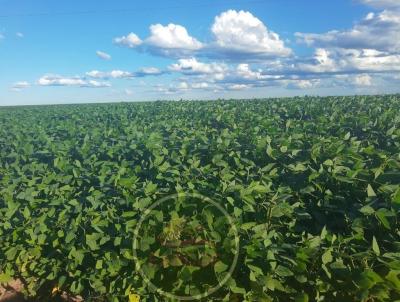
[0,279,83,302]
[0,279,26,302]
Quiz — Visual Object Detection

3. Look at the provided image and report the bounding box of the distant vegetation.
[1,95,400,301]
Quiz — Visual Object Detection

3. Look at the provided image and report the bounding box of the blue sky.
[1,0,400,105]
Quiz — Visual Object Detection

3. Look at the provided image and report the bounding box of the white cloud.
[86,70,107,78]
[110,70,132,78]
[235,64,268,80]
[292,2,400,80]
[154,80,216,94]
[139,67,161,75]
[169,57,227,75]
[96,50,111,60]
[286,79,321,89]
[191,82,209,89]
[86,68,163,79]
[178,82,189,90]
[12,81,30,91]
[296,48,400,73]
[134,67,164,77]
[354,74,373,86]
[295,48,338,73]
[359,0,400,8]
[338,48,400,71]
[114,24,202,58]
[167,58,284,90]
[146,23,203,51]
[164,48,399,93]
[114,10,291,61]
[296,10,400,53]
[114,32,142,48]
[210,10,291,59]
[38,75,86,86]
[228,84,251,90]
[154,82,187,94]
[86,80,111,88]
[16,32,24,38]
[86,70,133,79]
[37,75,110,88]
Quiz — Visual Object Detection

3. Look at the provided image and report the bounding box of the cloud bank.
[25,5,400,96]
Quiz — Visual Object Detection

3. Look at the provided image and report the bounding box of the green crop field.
[1,95,400,302]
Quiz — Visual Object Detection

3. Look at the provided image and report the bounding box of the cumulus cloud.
[169,57,227,75]
[32,6,398,95]
[235,64,269,80]
[96,50,111,60]
[37,75,110,88]
[292,1,400,81]
[295,48,400,74]
[114,24,202,58]
[16,32,24,38]
[167,57,286,90]
[354,74,373,86]
[113,10,291,61]
[12,81,30,91]
[296,10,400,53]
[114,33,142,48]
[210,10,291,59]
[146,24,203,51]
[286,79,321,90]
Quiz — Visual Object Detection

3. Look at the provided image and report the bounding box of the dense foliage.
[1,95,400,301]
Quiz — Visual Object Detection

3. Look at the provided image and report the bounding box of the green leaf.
[169,255,183,267]
[214,261,229,273]
[393,187,400,204]
[275,265,293,277]
[0,273,12,283]
[65,232,75,244]
[230,286,246,294]
[86,234,100,250]
[144,182,158,195]
[241,222,256,230]
[322,249,333,264]
[376,209,391,230]
[386,270,400,288]
[295,293,309,302]
[266,145,275,159]
[320,226,327,240]
[372,236,380,256]
[367,184,377,197]
[360,205,375,215]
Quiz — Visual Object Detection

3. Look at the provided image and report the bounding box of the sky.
[1,0,400,105]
